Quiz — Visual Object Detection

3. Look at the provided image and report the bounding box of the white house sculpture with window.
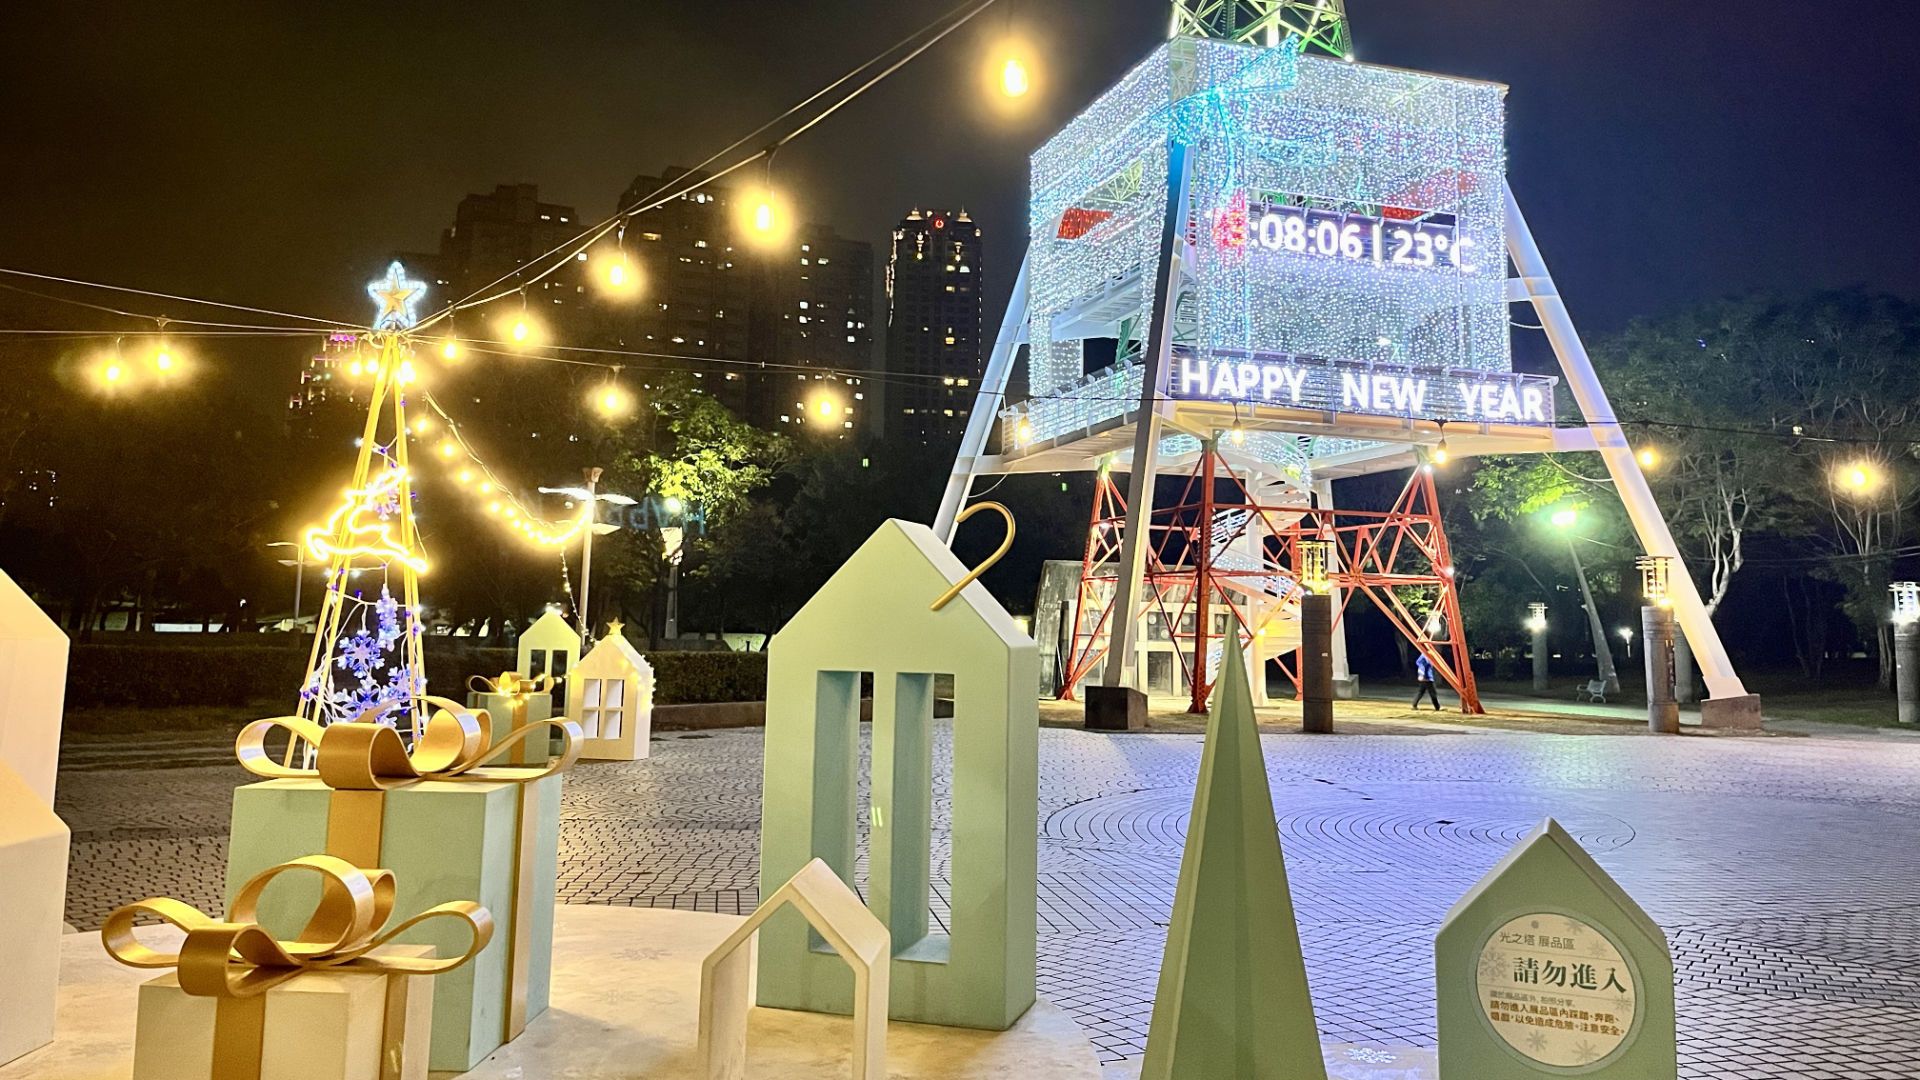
[568,622,654,761]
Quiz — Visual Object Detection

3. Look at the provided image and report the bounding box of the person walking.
[1412,653,1442,710]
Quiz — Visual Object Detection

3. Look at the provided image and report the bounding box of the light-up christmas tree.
[292,262,432,740]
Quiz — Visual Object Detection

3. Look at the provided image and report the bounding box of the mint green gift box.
[225,773,563,1072]
[465,687,555,766]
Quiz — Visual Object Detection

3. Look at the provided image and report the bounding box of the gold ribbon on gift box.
[103,855,493,1080]
[234,697,581,1044]
[466,671,557,765]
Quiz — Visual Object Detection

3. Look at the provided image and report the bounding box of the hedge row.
[651,651,768,706]
[62,641,766,709]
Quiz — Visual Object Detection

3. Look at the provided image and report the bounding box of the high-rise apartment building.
[615,169,874,437]
[397,183,587,342]
[884,209,984,444]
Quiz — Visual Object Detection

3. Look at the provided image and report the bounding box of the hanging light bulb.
[1001,55,1030,97]
[595,244,638,298]
[437,439,459,460]
[441,338,461,361]
[594,380,633,418]
[1432,439,1450,465]
[396,359,417,385]
[1229,422,1246,446]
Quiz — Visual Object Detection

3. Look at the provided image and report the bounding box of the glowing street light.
[1636,446,1659,469]
[1549,507,1578,530]
[1835,461,1883,496]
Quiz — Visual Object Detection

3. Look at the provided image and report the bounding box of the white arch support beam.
[1504,181,1760,725]
[935,256,1031,543]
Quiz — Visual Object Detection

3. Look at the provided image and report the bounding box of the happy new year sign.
[1172,351,1557,427]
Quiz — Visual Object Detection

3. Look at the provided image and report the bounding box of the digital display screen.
[1242,199,1479,274]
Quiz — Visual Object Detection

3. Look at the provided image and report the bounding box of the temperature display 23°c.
[1249,202,1477,274]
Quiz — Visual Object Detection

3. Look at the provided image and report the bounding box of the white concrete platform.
[0,904,1102,1080]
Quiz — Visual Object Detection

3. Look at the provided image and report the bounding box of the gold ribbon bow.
[467,670,555,698]
[104,855,493,1080]
[235,695,580,793]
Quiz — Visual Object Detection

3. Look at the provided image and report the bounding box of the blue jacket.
[1415,655,1436,681]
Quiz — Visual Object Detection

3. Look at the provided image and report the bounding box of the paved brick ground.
[56,721,1920,1077]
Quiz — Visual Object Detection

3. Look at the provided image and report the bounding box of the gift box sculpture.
[466,671,556,766]
[226,699,580,1071]
[756,506,1039,1031]
[104,855,492,1080]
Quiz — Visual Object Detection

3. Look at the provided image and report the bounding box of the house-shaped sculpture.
[1436,819,1675,1079]
[0,570,70,1066]
[757,518,1039,1031]
[568,622,654,761]
[701,858,888,1080]
[517,609,581,712]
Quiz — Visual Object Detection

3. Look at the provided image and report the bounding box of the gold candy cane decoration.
[931,501,1015,612]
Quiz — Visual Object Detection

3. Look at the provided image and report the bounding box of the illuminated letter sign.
[1172,350,1555,426]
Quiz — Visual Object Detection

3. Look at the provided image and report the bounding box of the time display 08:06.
[1250,202,1477,273]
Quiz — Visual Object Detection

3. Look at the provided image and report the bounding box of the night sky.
[2,0,1916,350]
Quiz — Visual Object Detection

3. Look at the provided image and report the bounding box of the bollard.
[1897,621,1919,726]
[1301,592,1334,733]
[1643,604,1679,734]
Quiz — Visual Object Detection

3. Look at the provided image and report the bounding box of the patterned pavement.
[55,719,1920,1078]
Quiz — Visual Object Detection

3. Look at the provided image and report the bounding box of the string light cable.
[412,0,1006,330]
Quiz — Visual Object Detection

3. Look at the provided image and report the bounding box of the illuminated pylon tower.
[1170,0,1352,59]
[936,11,1762,725]
[290,263,433,753]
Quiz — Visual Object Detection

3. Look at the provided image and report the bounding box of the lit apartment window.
[945,336,956,345]
[817,258,830,265]
[799,301,809,309]
[642,232,662,241]
[854,392,864,400]
[846,335,857,343]
[671,336,685,344]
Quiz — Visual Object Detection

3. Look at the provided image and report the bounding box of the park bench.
[1582,679,1608,704]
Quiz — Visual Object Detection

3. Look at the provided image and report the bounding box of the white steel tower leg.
[1103,143,1193,689]
[935,254,1031,544]
[1504,182,1754,707]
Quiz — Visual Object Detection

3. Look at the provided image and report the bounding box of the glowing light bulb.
[1637,447,1658,469]
[457,468,474,484]
[1001,56,1030,97]
[487,500,502,515]
[437,439,458,460]
[103,362,124,384]
[1433,439,1450,465]
[349,359,364,377]
[154,349,174,373]
[441,339,460,361]
[510,319,531,344]
[397,360,417,385]
[413,417,433,435]
[1229,423,1246,446]
[753,201,774,234]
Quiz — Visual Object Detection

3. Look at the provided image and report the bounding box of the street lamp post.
[539,471,635,647]
[1550,509,1620,695]
[1525,602,1549,692]
[266,541,306,628]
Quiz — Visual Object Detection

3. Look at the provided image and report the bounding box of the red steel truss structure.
[1060,447,1482,714]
